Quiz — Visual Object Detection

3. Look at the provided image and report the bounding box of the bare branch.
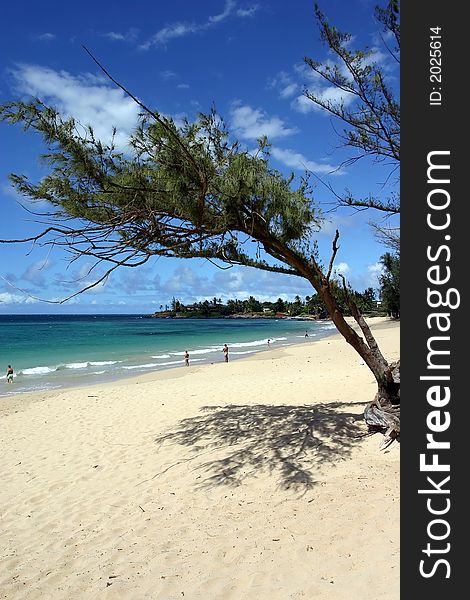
[326,230,340,282]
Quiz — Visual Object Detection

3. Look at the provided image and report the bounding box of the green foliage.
[307,2,400,166]
[379,252,400,318]
[0,100,321,279]
[306,1,400,247]
[160,287,380,320]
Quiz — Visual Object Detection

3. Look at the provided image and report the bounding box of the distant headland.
[145,292,385,320]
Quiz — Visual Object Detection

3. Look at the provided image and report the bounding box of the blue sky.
[0,0,399,314]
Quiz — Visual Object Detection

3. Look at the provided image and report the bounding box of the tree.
[274,298,287,313]
[304,2,400,249]
[379,253,400,318]
[289,295,304,317]
[246,296,262,313]
[0,6,400,444]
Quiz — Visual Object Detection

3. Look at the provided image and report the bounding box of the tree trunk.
[318,284,401,445]
[364,360,400,448]
[260,231,401,446]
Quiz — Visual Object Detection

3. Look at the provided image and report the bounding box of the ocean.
[0,314,337,396]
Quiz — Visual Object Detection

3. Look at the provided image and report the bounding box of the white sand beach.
[0,317,399,600]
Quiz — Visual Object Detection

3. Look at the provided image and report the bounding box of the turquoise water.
[0,314,336,395]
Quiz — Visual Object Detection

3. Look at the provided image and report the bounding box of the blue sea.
[0,315,336,396]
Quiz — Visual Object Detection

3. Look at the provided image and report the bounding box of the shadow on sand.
[155,401,369,492]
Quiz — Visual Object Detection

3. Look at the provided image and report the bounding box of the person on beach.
[6,365,14,383]
[223,344,229,363]
[305,331,309,337]
[184,350,190,367]
[267,338,271,347]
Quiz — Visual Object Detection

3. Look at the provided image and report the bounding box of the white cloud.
[0,292,39,304]
[270,146,341,175]
[236,5,259,18]
[366,262,384,287]
[52,261,111,296]
[163,266,210,296]
[288,46,392,117]
[331,261,384,292]
[209,0,236,24]
[230,104,297,140]
[271,65,354,111]
[140,22,199,50]
[160,70,178,80]
[213,267,311,302]
[268,70,291,87]
[21,259,54,288]
[291,86,355,114]
[104,32,126,41]
[140,1,256,50]
[11,65,140,150]
[103,28,138,42]
[316,215,353,237]
[35,33,56,41]
[118,267,161,295]
[291,95,316,114]
[152,264,312,305]
[268,71,299,100]
[334,262,350,275]
[279,83,298,99]
[271,62,356,116]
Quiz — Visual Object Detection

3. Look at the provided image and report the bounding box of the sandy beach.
[0,317,399,600]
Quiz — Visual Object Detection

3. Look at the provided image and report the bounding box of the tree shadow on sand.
[155,401,369,492]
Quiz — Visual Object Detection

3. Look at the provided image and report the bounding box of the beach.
[0,317,399,599]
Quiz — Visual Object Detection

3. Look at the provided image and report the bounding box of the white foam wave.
[231,337,286,348]
[21,366,55,376]
[230,350,258,355]
[89,360,120,366]
[151,354,171,359]
[189,347,222,354]
[318,322,335,330]
[230,339,268,348]
[171,347,218,356]
[65,362,88,369]
[124,358,205,370]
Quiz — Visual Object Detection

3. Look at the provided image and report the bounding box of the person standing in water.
[6,365,14,383]
[223,344,229,363]
[184,350,190,367]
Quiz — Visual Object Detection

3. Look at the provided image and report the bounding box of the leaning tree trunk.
[320,285,401,448]
[364,360,400,449]
[257,229,400,447]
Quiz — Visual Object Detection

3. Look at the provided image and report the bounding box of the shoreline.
[0,333,327,416]
[0,317,400,599]
[1,320,339,402]
[1,315,337,399]
[0,317,391,410]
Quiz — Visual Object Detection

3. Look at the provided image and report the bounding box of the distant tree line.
[157,255,399,318]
